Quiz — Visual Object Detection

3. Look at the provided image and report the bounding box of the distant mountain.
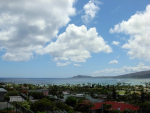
[115,70,150,78]
[72,75,92,78]
[72,70,150,79]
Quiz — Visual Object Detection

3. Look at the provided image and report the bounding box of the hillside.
[115,70,150,78]
[72,70,150,78]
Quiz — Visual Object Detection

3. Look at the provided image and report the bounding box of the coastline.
[0,78,150,86]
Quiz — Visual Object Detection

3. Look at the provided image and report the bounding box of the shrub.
[65,96,77,107]
[3,107,14,111]
[4,95,10,101]
[55,101,73,112]
[30,98,55,112]
[5,90,19,96]
[28,92,44,99]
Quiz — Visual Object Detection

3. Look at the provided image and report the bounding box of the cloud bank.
[36,24,112,63]
[94,62,150,76]
[110,5,150,61]
[0,0,76,61]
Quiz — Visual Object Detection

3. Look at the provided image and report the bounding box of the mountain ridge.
[72,70,150,78]
[114,70,150,78]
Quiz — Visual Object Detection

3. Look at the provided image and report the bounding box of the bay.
[0,78,150,86]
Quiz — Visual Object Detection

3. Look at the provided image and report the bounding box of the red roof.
[91,101,139,112]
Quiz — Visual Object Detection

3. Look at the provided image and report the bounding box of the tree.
[141,89,145,102]
[4,95,10,101]
[55,101,73,112]
[74,100,94,113]
[79,100,94,112]
[49,85,58,96]
[112,86,116,100]
[5,90,19,96]
[139,102,150,113]
[20,100,30,109]
[110,109,121,113]
[30,98,55,113]
[65,96,77,107]
[28,92,44,99]
[103,103,112,111]
[125,89,131,95]
[37,111,46,113]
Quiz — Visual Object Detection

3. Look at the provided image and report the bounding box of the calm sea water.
[0,78,150,86]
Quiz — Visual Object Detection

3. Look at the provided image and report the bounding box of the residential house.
[0,88,7,100]
[91,101,139,113]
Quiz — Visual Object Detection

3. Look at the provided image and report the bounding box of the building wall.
[9,96,25,102]
[0,92,5,100]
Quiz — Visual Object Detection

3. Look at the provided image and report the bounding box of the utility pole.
[7,101,8,113]
[16,102,17,113]
[101,102,103,113]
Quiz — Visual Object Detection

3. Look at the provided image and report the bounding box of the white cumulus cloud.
[109,60,118,64]
[0,0,76,61]
[94,62,150,76]
[112,41,120,46]
[110,5,150,61]
[36,24,112,62]
[74,64,81,66]
[81,0,101,23]
[57,62,71,66]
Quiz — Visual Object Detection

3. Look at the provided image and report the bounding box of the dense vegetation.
[1,82,150,113]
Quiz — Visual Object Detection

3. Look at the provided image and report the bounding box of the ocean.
[0,78,150,86]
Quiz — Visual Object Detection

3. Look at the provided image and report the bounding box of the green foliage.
[18,100,30,109]
[139,102,150,113]
[110,109,121,113]
[4,95,10,101]
[74,99,94,113]
[101,89,108,94]
[49,85,58,96]
[5,90,19,96]
[112,86,117,100]
[140,90,145,102]
[103,103,112,110]
[55,101,67,110]
[37,112,46,113]
[65,96,77,107]
[55,101,73,112]
[67,111,74,113]
[30,98,55,112]
[77,97,86,103]
[125,89,131,95]
[3,107,14,111]
[45,95,56,101]
[29,91,45,99]
[0,85,4,88]
[79,100,94,112]
[49,85,64,99]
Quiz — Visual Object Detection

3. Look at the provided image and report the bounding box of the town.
[0,82,150,113]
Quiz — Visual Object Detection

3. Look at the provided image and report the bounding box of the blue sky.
[0,0,150,78]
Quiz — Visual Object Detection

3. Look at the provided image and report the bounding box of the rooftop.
[0,88,7,92]
[91,101,139,112]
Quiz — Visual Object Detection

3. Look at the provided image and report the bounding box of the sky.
[0,0,150,78]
